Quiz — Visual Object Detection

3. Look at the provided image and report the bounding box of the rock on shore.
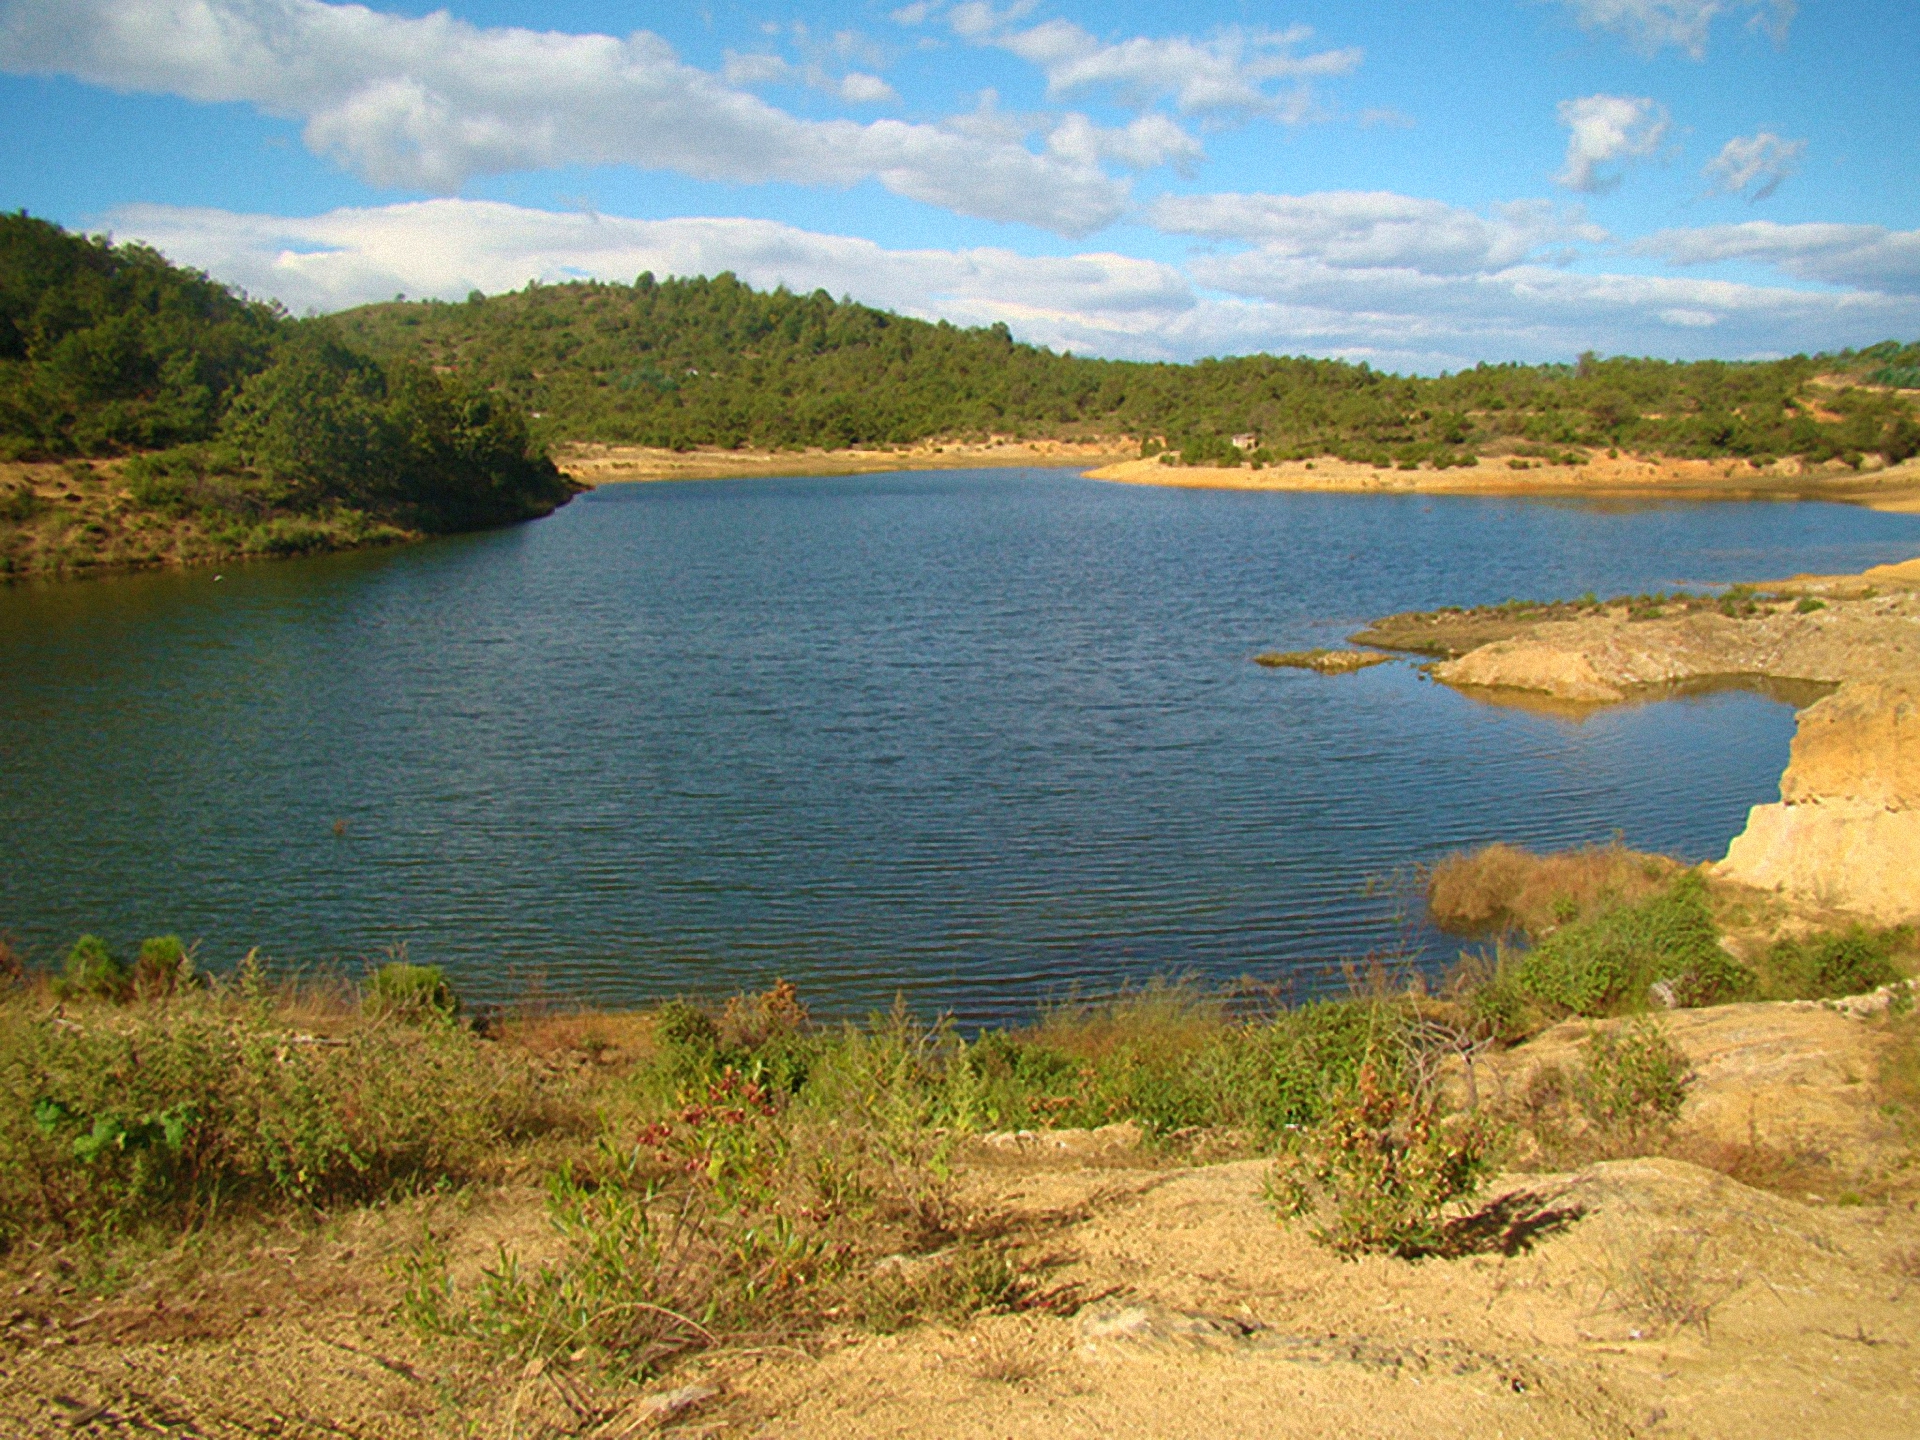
[1430,593,1920,703]
[1716,680,1920,922]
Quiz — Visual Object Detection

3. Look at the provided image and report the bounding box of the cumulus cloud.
[1183,247,1914,368]
[1147,192,1605,275]
[955,11,1360,118]
[1702,130,1805,200]
[1633,222,1920,293]
[1048,113,1204,172]
[1555,94,1670,193]
[0,0,1125,234]
[102,198,1920,373]
[1552,0,1795,59]
[107,199,1196,354]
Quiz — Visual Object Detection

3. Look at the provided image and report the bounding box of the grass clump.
[363,960,458,1020]
[1755,926,1908,1000]
[1,968,555,1250]
[53,934,129,1002]
[1426,841,1679,938]
[1515,1020,1693,1166]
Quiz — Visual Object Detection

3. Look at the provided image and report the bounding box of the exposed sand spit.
[1086,452,1920,513]
[557,437,1135,483]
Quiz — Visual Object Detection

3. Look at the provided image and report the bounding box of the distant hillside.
[0,213,572,578]
[335,272,1920,469]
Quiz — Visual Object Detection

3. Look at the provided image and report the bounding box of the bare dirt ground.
[554,438,1136,484]
[1086,453,1920,514]
[4,1001,1917,1440]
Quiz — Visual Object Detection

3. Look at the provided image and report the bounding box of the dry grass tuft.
[1426,841,1681,938]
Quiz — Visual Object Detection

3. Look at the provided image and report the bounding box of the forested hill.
[0,213,571,571]
[336,271,1920,469]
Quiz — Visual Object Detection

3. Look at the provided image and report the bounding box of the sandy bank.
[8,993,1916,1440]
[556,437,1136,484]
[1088,451,1920,512]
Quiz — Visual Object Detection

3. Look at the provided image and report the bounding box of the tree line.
[333,270,1920,469]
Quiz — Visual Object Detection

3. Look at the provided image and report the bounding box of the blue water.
[3,469,1918,1023]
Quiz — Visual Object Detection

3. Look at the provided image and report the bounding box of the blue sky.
[2,0,1916,369]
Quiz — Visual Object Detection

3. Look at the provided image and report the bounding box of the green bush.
[1760,927,1905,1000]
[130,935,197,998]
[1577,1020,1691,1138]
[363,960,458,1020]
[53,934,128,1002]
[1268,1062,1499,1257]
[1508,874,1753,1016]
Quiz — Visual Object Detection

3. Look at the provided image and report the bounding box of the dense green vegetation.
[0,214,572,576]
[335,271,1920,467]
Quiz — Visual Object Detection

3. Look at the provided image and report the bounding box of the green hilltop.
[0,212,572,578]
[335,270,1920,470]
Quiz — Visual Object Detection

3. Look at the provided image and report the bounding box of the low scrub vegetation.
[3,873,1913,1384]
[1430,844,1915,1032]
[1268,1059,1500,1258]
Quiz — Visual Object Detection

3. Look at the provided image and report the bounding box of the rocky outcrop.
[1716,680,1920,922]
[1374,572,1920,923]
[1430,595,1920,704]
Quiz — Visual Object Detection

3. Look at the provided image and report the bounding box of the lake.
[4,469,1918,1024]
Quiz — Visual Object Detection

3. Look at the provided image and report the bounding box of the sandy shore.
[555,437,1136,484]
[1087,452,1920,513]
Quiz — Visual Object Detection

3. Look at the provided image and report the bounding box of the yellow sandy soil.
[4,1000,1916,1439]
[555,437,1137,484]
[1086,453,1920,514]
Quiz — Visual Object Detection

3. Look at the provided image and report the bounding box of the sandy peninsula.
[1087,451,1920,513]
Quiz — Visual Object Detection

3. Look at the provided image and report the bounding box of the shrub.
[1578,1020,1691,1139]
[130,935,197,999]
[1508,873,1752,1016]
[1759,926,1905,1000]
[54,934,129,1002]
[1267,1061,1499,1257]
[363,960,458,1020]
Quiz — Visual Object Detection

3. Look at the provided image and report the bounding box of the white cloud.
[1048,113,1203,172]
[1183,248,1915,367]
[1552,0,1795,59]
[103,198,1920,374]
[721,51,793,86]
[1148,192,1605,275]
[963,14,1361,118]
[1702,130,1805,200]
[1555,94,1670,193]
[1633,222,1920,294]
[838,72,897,104]
[0,0,1117,233]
